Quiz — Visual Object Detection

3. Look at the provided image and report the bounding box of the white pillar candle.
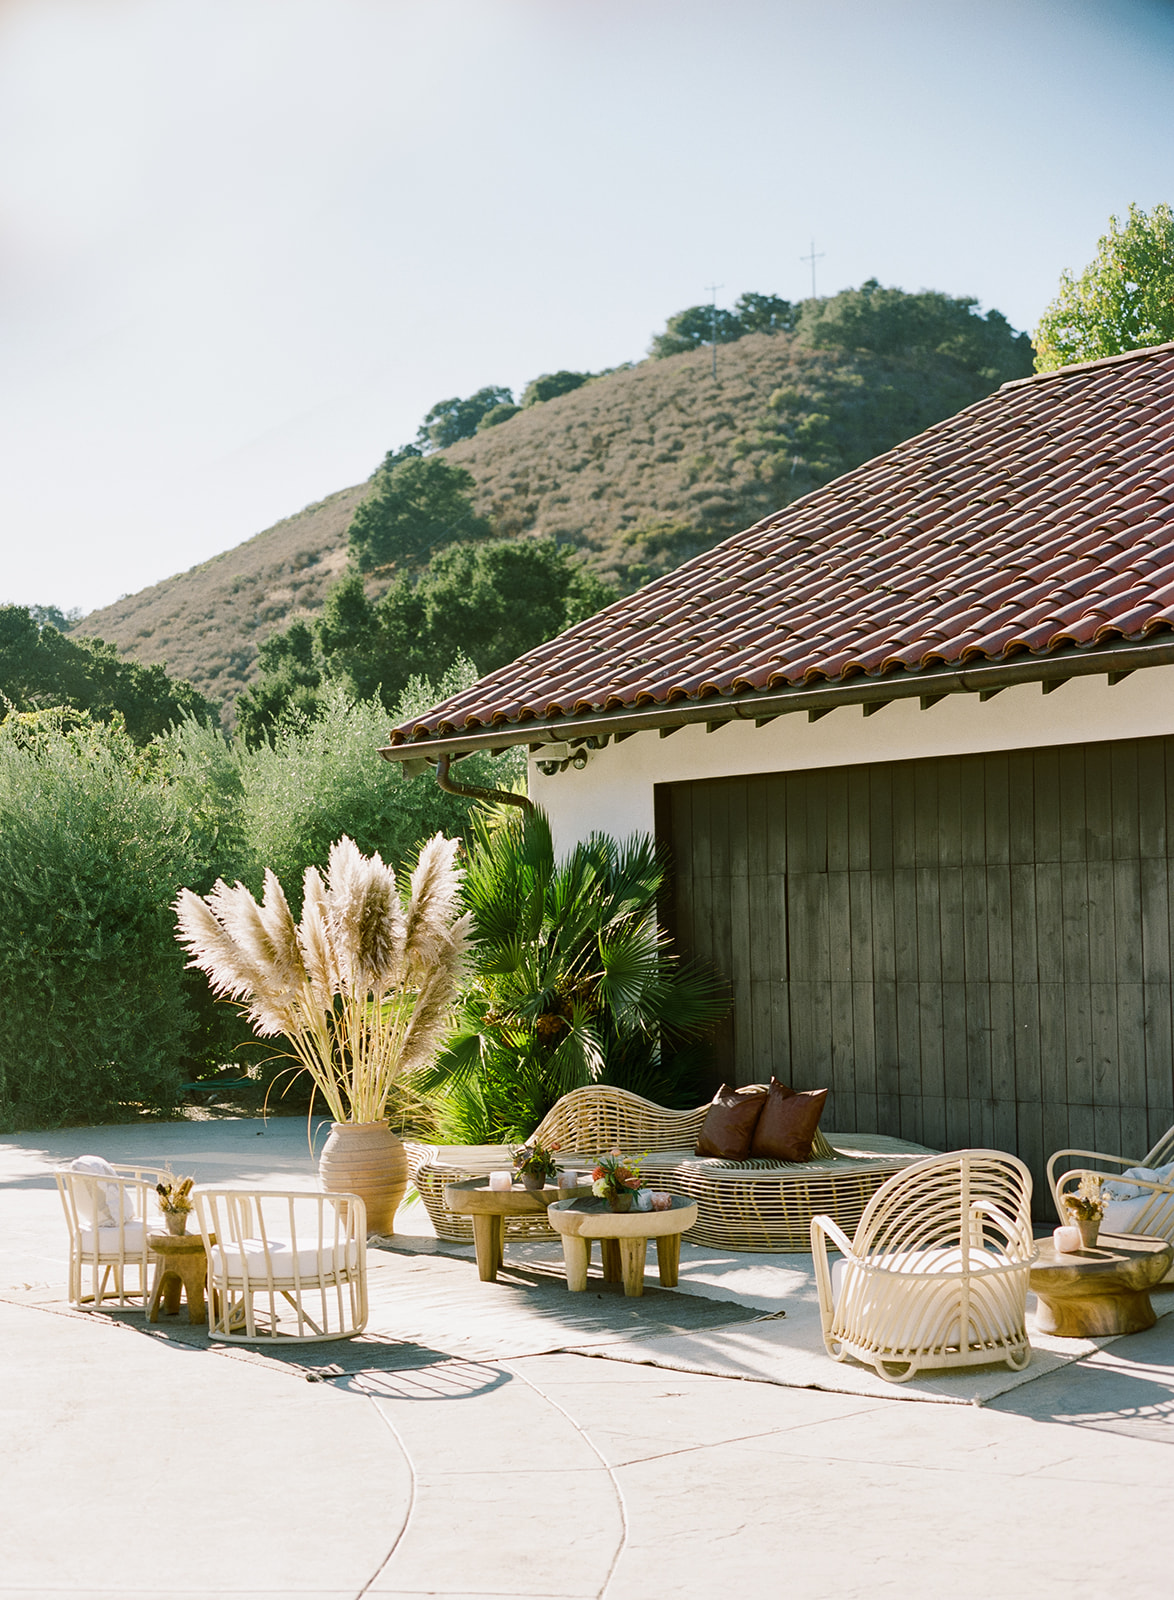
[1053,1225,1081,1253]
[557,1171,578,1190]
[488,1171,512,1192]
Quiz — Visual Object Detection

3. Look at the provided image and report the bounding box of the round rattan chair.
[811,1149,1037,1383]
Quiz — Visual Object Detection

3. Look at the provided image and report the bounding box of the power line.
[704,282,723,379]
[800,239,825,299]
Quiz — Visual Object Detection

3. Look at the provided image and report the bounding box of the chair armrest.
[1046,1147,1135,1207]
[810,1212,855,1337]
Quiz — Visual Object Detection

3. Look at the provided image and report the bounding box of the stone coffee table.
[1030,1232,1173,1337]
[548,1195,699,1298]
[443,1179,593,1283]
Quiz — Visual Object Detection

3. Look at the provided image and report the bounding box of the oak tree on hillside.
[1034,202,1174,372]
[417,386,514,450]
[347,454,491,572]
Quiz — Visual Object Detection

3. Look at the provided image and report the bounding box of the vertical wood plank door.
[656,737,1174,1202]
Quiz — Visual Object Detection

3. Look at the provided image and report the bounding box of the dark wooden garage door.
[656,737,1174,1197]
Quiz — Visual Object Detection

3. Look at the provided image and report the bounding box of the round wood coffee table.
[1030,1233,1173,1337]
[548,1196,699,1298]
[443,1180,593,1283]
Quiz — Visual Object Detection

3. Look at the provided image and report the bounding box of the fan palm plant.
[421,806,728,1142]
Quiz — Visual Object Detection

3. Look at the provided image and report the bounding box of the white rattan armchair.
[811,1149,1036,1383]
[56,1161,170,1309]
[193,1189,368,1343]
[1048,1125,1174,1266]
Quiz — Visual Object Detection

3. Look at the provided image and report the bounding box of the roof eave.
[378,634,1174,764]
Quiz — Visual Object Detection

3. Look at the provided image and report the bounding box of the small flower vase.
[606,1191,634,1213]
[164,1211,188,1237]
[520,1170,546,1192]
[1076,1216,1101,1250]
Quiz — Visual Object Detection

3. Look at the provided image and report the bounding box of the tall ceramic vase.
[318,1121,408,1235]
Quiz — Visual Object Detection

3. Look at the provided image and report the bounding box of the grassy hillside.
[81,331,1009,711]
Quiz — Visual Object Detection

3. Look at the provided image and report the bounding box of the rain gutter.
[377,636,1174,769]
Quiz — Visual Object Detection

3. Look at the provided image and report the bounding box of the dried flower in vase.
[1062,1172,1106,1223]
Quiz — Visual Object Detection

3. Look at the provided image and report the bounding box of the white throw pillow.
[69,1156,137,1228]
[1102,1160,1174,1202]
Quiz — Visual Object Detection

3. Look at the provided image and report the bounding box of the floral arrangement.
[512,1139,559,1185]
[155,1176,194,1220]
[1062,1172,1106,1222]
[174,835,470,1125]
[591,1149,645,1203]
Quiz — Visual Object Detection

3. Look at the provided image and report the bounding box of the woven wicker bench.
[406,1086,937,1253]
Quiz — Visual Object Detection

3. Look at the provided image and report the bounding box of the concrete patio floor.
[3,1116,1174,1600]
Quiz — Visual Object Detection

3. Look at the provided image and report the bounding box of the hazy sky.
[2,0,1173,617]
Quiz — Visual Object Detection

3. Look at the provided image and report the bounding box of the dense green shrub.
[0,713,200,1129]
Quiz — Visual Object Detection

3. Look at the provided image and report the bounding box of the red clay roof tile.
[390,342,1174,744]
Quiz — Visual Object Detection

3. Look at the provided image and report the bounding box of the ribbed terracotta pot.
[318,1121,408,1235]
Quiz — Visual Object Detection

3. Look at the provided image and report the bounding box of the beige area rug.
[0,1243,762,1381]
[570,1285,1174,1406]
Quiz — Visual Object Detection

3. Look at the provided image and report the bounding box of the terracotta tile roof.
[390,342,1174,745]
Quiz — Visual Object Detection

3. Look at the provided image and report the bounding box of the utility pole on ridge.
[705,282,723,379]
[800,240,825,299]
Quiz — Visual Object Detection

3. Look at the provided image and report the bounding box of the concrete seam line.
[354,1397,417,1598]
[502,1358,630,1600]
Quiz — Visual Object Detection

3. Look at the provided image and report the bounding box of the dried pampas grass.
[174,833,467,1124]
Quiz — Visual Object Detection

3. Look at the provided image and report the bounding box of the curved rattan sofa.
[406,1086,937,1253]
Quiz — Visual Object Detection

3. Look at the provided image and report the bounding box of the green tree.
[420,807,728,1142]
[797,280,1033,384]
[733,291,796,334]
[649,302,743,358]
[477,402,521,430]
[347,454,491,573]
[520,370,591,406]
[1034,202,1174,372]
[0,604,214,743]
[234,621,324,749]
[416,386,514,450]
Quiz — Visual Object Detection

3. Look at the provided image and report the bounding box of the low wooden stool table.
[147,1231,211,1325]
[548,1196,699,1298]
[1030,1233,1173,1337]
[443,1180,592,1283]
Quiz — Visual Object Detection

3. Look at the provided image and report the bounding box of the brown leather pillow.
[750,1079,828,1162]
[695,1084,768,1160]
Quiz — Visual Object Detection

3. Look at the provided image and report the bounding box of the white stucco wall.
[529,664,1174,855]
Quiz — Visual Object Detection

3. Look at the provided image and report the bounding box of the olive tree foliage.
[347,454,491,573]
[520,370,591,406]
[1034,202,1174,372]
[240,670,524,917]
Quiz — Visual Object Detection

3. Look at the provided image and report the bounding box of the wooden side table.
[147,1231,212,1325]
[1030,1233,1173,1337]
[443,1180,592,1283]
[548,1196,699,1298]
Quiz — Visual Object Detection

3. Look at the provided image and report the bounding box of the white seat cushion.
[831,1245,1022,1349]
[78,1221,148,1254]
[210,1237,360,1281]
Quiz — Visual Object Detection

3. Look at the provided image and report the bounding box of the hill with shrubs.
[78,282,1033,715]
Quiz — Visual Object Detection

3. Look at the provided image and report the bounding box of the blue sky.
[1,0,1172,616]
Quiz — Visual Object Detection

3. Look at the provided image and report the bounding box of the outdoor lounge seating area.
[407,1085,938,1252]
